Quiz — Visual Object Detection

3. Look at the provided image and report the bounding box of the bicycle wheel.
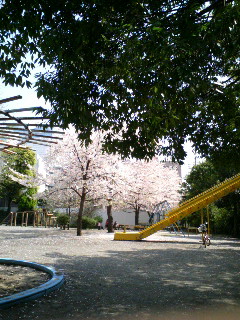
[202,235,206,247]
[203,237,207,248]
[206,238,211,246]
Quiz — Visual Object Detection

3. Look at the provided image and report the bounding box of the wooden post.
[33,211,36,227]
[37,212,41,227]
[201,208,204,242]
[14,212,18,226]
[10,212,13,226]
[25,212,29,227]
[207,205,210,235]
[21,212,25,227]
[40,212,44,226]
[43,209,47,228]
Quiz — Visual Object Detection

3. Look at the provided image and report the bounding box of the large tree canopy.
[0,0,240,162]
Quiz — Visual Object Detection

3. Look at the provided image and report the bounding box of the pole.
[33,211,36,227]
[25,212,29,227]
[207,205,210,235]
[10,212,13,226]
[201,208,204,241]
[21,212,25,227]
[201,208,204,224]
[14,212,17,226]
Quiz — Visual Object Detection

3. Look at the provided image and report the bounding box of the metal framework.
[0,95,64,153]
[150,200,171,224]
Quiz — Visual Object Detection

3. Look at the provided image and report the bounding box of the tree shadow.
[1,242,240,320]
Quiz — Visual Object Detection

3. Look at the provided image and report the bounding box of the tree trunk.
[107,204,114,233]
[77,189,86,236]
[67,205,70,230]
[76,159,91,236]
[7,197,12,214]
[135,205,140,225]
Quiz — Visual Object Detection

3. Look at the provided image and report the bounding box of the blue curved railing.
[0,258,64,309]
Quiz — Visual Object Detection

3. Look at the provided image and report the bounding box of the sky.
[0,81,50,111]
[181,141,202,179]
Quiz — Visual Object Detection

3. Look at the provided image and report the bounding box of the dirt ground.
[0,226,240,320]
[0,265,50,297]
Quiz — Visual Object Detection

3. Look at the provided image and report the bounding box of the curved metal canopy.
[0,95,64,153]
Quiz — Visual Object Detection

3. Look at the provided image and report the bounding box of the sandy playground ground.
[0,226,240,320]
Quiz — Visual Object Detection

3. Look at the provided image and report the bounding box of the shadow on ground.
[1,240,240,320]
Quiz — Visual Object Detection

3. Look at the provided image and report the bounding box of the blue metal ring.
[0,258,64,309]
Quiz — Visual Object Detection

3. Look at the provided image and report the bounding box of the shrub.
[94,215,103,223]
[69,215,103,229]
[82,216,97,229]
[212,206,233,235]
[56,214,70,229]
[69,215,77,228]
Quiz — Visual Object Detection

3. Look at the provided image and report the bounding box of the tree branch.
[197,0,234,17]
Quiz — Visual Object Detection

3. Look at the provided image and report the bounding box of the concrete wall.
[95,207,149,226]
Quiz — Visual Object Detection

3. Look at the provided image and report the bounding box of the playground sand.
[0,226,240,320]
[0,264,50,297]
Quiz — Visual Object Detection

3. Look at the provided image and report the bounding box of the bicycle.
[198,223,211,247]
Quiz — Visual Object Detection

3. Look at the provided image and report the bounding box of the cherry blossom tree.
[43,129,122,236]
[40,128,182,233]
[42,187,79,215]
[120,159,182,225]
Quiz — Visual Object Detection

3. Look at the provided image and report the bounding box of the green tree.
[181,161,219,227]
[181,160,240,236]
[0,148,37,213]
[0,1,240,162]
[17,189,38,212]
[181,161,219,201]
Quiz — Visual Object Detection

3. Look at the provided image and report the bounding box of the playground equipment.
[114,173,240,240]
[148,200,171,224]
[0,210,57,228]
[0,259,64,309]
[149,200,185,236]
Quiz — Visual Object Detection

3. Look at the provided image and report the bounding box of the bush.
[69,215,103,229]
[94,215,103,223]
[212,206,233,235]
[82,216,97,229]
[56,214,70,229]
[69,215,77,228]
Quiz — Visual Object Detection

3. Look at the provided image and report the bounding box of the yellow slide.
[114,173,240,241]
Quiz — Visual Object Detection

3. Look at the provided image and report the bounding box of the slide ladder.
[114,173,240,241]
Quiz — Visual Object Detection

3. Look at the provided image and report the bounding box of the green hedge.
[69,215,101,229]
[82,216,97,229]
[56,214,70,227]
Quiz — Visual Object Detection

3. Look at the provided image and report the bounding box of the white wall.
[95,207,149,226]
